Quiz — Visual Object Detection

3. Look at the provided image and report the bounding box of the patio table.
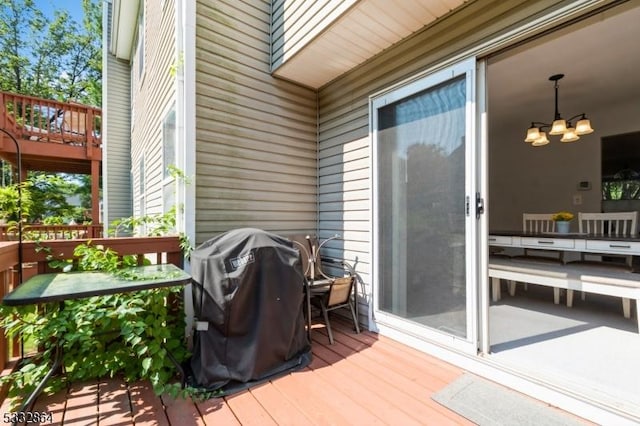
[1,264,191,423]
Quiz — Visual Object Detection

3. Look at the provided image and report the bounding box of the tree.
[27,172,90,223]
[0,0,102,107]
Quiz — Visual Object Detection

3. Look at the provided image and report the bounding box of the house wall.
[103,0,133,228]
[316,0,575,323]
[130,0,177,219]
[270,0,356,72]
[193,0,317,244]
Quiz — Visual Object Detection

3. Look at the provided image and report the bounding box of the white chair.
[577,211,637,266]
[573,211,638,300]
[523,213,556,233]
[520,213,563,262]
[578,211,638,237]
[502,214,562,299]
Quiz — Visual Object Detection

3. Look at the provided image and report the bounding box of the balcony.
[0,91,102,225]
[0,237,478,425]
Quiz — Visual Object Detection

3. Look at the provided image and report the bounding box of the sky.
[34,0,84,22]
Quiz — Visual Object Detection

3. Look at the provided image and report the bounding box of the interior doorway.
[486,2,640,418]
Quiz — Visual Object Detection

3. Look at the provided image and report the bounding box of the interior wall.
[489,97,640,232]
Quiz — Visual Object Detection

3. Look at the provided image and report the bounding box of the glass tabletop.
[2,264,191,306]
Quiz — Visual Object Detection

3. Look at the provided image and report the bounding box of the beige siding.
[317,0,572,322]
[195,0,317,244]
[271,0,356,70]
[130,0,177,218]
[103,0,132,228]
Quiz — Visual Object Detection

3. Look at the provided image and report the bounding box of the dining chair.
[578,211,638,237]
[571,211,638,300]
[522,213,556,234]
[518,213,564,262]
[578,211,637,268]
[288,234,360,344]
[506,213,564,299]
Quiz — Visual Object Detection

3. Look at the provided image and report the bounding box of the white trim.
[102,0,111,229]
[176,0,197,339]
[476,59,490,354]
[110,0,140,60]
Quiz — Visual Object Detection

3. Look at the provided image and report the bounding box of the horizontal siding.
[271,0,356,70]
[317,0,569,324]
[130,0,177,218]
[195,0,317,243]
[103,1,132,228]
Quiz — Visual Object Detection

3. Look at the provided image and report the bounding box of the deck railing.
[0,224,104,241]
[0,242,19,377]
[0,91,101,149]
[0,236,184,371]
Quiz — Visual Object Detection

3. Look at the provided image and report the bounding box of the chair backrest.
[523,213,555,233]
[578,211,638,236]
[288,234,313,278]
[327,276,354,308]
[288,234,324,279]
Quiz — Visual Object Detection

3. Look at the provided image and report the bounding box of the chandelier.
[524,74,594,146]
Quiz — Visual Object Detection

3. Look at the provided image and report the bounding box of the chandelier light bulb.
[549,119,567,135]
[532,132,549,146]
[575,118,594,135]
[561,127,579,142]
[525,126,540,142]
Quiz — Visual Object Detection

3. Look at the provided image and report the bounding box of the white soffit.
[110,0,140,60]
[273,0,467,89]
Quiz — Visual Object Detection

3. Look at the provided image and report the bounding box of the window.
[136,3,145,80]
[137,155,146,234]
[162,105,177,232]
[602,131,640,200]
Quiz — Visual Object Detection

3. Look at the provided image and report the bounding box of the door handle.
[476,192,485,219]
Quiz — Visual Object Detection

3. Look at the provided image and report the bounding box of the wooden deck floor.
[1,320,480,425]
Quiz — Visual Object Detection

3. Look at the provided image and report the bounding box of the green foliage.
[28,172,90,224]
[109,207,177,238]
[1,241,197,408]
[0,182,32,221]
[0,0,102,106]
[0,287,191,406]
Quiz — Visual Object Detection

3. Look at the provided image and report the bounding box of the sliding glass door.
[372,58,478,351]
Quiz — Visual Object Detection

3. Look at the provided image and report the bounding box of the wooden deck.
[2,319,476,425]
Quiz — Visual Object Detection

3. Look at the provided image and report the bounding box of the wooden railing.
[0,224,104,241]
[0,91,101,149]
[0,242,19,379]
[0,236,184,373]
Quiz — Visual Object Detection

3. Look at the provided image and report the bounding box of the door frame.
[370,57,479,354]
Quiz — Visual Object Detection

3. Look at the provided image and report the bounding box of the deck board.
[2,322,489,425]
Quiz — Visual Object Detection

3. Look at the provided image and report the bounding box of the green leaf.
[141,357,152,372]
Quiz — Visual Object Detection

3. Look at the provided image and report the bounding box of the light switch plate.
[573,194,582,205]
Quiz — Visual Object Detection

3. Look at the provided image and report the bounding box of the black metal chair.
[289,234,360,344]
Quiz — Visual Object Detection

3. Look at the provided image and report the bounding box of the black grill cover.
[189,228,311,393]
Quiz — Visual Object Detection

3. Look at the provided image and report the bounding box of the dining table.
[489,230,640,272]
[1,263,191,423]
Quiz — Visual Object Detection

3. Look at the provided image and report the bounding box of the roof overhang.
[110,0,140,60]
[272,0,468,89]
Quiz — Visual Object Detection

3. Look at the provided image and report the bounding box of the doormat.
[431,373,587,425]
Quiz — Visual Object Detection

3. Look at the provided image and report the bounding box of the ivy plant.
[0,242,200,408]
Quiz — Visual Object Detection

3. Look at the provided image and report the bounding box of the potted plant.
[552,211,574,233]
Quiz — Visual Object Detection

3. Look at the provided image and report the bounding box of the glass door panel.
[373,59,476,346]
